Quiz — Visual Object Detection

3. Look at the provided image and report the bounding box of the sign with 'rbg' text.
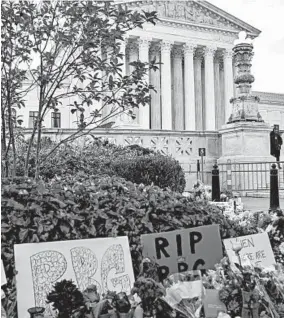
[14,237,135,318]
[141,224,223,281]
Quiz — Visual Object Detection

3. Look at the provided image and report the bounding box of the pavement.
[241,197,284,212]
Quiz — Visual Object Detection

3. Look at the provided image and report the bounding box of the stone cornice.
[118,0,261,39]
[252,91,284,106]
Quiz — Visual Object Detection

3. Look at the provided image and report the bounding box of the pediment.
[124,1,261,38]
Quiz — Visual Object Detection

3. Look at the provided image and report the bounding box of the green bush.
[111,154,186,193]
[1,174,228,317]
[11,138,186,193]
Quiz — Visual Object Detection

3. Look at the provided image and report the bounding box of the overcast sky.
[209,0,284,94]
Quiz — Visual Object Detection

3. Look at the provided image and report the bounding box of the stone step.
[244,191,284,199]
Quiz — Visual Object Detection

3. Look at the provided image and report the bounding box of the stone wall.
[26,128,221,191]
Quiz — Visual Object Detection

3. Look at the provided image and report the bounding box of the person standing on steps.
[270,125,283,169]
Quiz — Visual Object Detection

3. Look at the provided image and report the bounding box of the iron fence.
[217,160,284,192]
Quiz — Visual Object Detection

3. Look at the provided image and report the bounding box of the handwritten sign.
[141,225,223,281]
[14,237,135,318]
[203,289,227,318]
[223,233,276,268]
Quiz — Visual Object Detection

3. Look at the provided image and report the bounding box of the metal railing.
[217,160,284,192]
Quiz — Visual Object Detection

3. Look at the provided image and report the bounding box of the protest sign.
[203,289,227,318]
[223,233,276,268]
[14,237,135,318]
[141,225,223,281]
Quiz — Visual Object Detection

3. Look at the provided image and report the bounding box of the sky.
[209,0,284,94]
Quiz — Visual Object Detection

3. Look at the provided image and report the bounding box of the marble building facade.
[19,1,284,189]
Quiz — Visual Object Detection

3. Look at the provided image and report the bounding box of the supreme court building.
[20,1,284,190]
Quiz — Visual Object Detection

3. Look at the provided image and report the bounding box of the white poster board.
[223,233,276,268]
[14,237,135,318]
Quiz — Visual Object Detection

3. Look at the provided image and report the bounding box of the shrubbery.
[1,174,228,317]
[9,138,186,192]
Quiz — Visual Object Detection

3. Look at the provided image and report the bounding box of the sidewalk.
[241,197,284,212]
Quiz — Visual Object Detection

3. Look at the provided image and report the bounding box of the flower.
[279,242,284,255]
[232,242,242,253]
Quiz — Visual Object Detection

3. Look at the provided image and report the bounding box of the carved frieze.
[135,1,242,31]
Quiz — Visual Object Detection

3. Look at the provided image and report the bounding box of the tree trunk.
[7,99,16,177]
[34,85,44,180]
[1,104,9,177]
[24,127,37,177]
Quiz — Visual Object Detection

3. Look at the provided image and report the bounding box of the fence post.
[269,163,280,212]
[212,163,221,202]
[226,159,232,194]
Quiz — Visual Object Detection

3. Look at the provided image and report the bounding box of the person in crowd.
[270,125,283,169]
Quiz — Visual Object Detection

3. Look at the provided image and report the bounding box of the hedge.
[2,174,243,317]
[10,138,186,192]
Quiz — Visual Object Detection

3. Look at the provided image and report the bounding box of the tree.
[1,0,34,177]
[1,0,158,178]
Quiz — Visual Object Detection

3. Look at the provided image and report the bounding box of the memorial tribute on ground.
[14,237,135,318]
[223,232,276,268]
[141,225,223,281]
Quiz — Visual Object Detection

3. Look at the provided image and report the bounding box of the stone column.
[214,54,221,129]
[233,57,237,97]
[172,46,184,131]
[183,43,196,131]
[194,50,203,131]
[127,41,139,124]
[138,38,150,129]
[149,44,161,129]
[161,41,172,130]
[102,48,111,121]
[223,49,234,123]
[219,61,225,126]
[117,37,128,124]
[120,37,128,76]
[204,46,216,131]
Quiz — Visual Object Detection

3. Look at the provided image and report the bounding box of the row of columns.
[119,37,234,131]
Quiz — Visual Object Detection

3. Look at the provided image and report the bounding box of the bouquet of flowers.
[191,181,212,202]
[163,270,204,318]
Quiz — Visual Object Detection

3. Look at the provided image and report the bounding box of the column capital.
[194,48,204,62]
[149,43,161,55]
[204,46,217,58]
[161,41,173,54]
[183,42,197,55]
[223,49,234,60]
[172,46,183,59]
[127,40,138,54]
[138,37,151,50]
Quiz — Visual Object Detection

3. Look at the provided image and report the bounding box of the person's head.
[274,125,279,133]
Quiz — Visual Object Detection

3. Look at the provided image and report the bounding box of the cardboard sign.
[14,237,135,318]
[141,225,223,281]
[223,233,276,268]
[203,289,227,318]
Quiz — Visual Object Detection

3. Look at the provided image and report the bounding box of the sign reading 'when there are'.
[141,225,223,281]
[223,232,276,269]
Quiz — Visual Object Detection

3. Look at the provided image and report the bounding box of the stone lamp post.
[228,31,263,123]
[218,31,272,179]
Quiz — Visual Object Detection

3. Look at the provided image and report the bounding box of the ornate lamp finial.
[234,31,253,46]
